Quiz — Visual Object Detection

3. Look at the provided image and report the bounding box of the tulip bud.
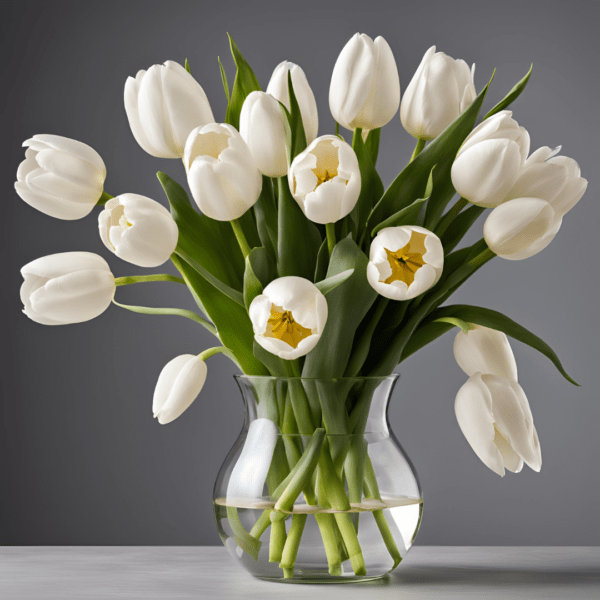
[329,33,401,131]
[98,194,179,268]
[124,60,215,159]
[367,226,444,300]
[183,123,262,221]
[483,197,560,260]
[288,135,361,224]
[453,325,518,381]
[15,134,106,220]
[266,61,319,144]
[400,46,476,140]
[249,277,328,360]
[239,92,288,177]
[455,373,542,476]
[153,355,207,424]
[451,111,530,208]
[20,252,115,325]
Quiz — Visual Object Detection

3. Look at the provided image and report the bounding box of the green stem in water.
[279,513,307,577]
[230,218,252,259]
[114,274,185,286]
[326,223,337,257]
[435,197,469,237]
[410,138,426,163]
[269,518,287,563]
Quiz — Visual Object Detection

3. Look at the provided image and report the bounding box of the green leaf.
[371,167,435,237]
[364,128,381,166]
[224,34,261,130]
[427,305,579,385]
[184,58,191,74]
[279,72,307,164]
[112,300,217,336]
[365,71,494,234]
[484,64,533,120]
[277,176,322,280]
[314,239,329,283]
[303,238,378,377]
[400,320,454,362]
[243,247,277,308]
[217,56,230,103]
[440,205,486,254]
[315,269,354,296]
[253,176,278,260]
[253,341,288,377]
[171,254,269,376]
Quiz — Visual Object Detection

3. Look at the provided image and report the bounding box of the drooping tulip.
[266,61,319,144]
[153,354,207,424]
[367,226,444,300]
[183,123,262,221]
[329,33,401,131]
[453,325,518,381]
[249,277,328,360]
[15,134,106,220]
[239,91,288,177]
[98,194,179,267]
[451,111,530,208]
[20,252,115,325]
[400,46,476,140]
[455,373,542,476]
[124,60,215,159]
[288,135,361,224]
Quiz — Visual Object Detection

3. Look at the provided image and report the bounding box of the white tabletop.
[1,546,598,599]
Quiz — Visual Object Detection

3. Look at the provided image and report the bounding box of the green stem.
[410,138,426,163]
[96,191,114,206]
[230,218,252,259]
[351,127,362,149]
[435,197,469,237]
[326,223,337,257]
[279,514,308,577]
[335,121,340,137]
[314,513,343,575]
[269,517,287,562]
[114,274,185,286]
[197,346,229,362]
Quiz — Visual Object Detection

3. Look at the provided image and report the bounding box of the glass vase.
[213,375,423,583]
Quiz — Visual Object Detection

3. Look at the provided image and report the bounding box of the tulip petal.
[24,134,105,173]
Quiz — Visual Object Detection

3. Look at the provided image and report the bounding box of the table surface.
[1,546,598,600]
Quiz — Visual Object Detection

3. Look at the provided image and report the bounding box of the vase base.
[256,573,389,584]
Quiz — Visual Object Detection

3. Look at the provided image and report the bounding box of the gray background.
[2,0,599,546]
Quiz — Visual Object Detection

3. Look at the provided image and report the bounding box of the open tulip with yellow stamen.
[367,226,444,300]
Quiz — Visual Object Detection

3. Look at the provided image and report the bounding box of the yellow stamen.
[383,231,428,287]
[313,169,336,187]
[265,306,313,349]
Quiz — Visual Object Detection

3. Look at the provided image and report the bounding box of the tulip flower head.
[240,91,288,177]
[400,46,476,140]
[288,135,361,224]
[15,134,106,220]
[454,325,518,381]
[124,60,215,159]
[266,61,319,144]
[20,252,115,325]
[330,33,401,132]
[184,123,262,221]
[367,226,444,300]
[98,194,179,268]
[249,277,328,360]
[153,354,208,424]
[455,373,542,476]
[451,111,530,208]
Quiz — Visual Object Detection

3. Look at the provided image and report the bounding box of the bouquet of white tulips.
[16,32,586,578]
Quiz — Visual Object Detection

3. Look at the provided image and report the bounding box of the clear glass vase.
[213,375,423,583]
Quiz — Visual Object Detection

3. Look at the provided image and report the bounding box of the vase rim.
[234,373,400,382]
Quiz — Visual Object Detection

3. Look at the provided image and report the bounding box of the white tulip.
[288,135,361,224]
[15,134,106,220]
[367,226,444,300]
[98,194,179,268]
[249,277,328,360]
[266,61,319,144]
[455,373,542,476]
[400,46,476,140]
[329,33,400,131]
[451,111,530,208]
[504,146,588,218]
[453,325,518,381]
[124,60,215,159]
[153,354,207,424]
[20,252,115,325]
[183,123,262,221]
[483,197,561,261]
[239,91,288,177]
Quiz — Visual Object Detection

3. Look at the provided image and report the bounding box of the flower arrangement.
[15,33,585,579]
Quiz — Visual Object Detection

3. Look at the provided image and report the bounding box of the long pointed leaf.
[314,269,354,296]
[484,64,533,120]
